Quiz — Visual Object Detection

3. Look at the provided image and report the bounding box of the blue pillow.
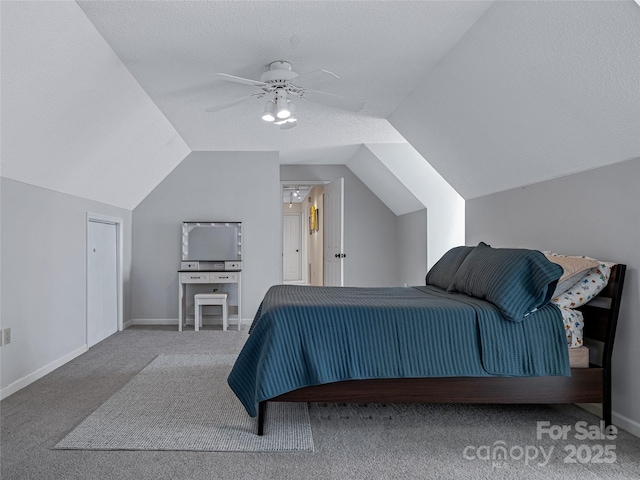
[425,246,474,289]
[447,242,563,322]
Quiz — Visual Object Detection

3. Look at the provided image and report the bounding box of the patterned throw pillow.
[543,252,600,297]
[551,262,613,309]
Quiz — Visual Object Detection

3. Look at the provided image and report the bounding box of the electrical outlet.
[3,328,11,345]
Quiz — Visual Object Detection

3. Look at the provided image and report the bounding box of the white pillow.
[544,253,600,297]
[551,262,613,309]
[559,306,584,348]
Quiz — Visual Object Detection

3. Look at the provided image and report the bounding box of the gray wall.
[131,151,281,322]
[0,177,132,392]
[397,209,428,286]
[466,157,640,435]
[281,165,401,287]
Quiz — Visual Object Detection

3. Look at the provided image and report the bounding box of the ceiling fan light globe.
[276,95,290,119]
[276,108,290,119]
[262,100,276,122]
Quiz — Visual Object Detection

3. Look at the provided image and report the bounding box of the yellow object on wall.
[310,205,318,232]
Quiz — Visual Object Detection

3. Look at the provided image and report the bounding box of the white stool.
[194,293,228,331]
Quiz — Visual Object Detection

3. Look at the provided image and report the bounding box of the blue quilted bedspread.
[227,285,570,417]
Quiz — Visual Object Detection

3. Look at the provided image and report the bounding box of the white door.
[87,220,118,347]
[283,213,303,282]
[323,178,344,286]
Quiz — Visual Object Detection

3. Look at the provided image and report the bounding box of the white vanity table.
[178,270,242,331]
[179,221,243,331]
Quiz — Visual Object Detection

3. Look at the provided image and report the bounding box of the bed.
[227,243,626,435]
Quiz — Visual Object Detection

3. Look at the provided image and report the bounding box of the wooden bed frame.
[257,263,626,435]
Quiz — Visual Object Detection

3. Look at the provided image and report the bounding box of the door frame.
[86,212,124,343]
[280,181,326,284]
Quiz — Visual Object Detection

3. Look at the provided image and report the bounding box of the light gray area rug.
[55,354,313,452]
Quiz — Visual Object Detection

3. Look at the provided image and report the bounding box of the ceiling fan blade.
[300,89,364,113]
[293,69,339,88]
[205,94,257,113]
[210,73,268,88]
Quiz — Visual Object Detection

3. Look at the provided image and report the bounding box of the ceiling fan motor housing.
[260,61,299,85]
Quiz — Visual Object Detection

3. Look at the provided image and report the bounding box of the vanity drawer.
[180,272,210,283]
[209,272,238,283]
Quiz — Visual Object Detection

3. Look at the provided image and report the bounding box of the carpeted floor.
[2,326,640,480]
[55,354,312,452]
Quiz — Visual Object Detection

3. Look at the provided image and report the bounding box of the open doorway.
[282,183,325,286]
[281,178,344,287]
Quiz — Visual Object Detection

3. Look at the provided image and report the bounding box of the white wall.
[131,152,281,323]
[466,157,640,437]
[363,144,465,268]
[397,209,428,287]
[280,165,401,287]
[0,178,132,397]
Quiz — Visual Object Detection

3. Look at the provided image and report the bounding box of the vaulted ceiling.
[75,0,493,152]
[2,1,639,210]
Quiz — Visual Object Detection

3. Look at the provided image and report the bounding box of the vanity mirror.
[181,222,242,262]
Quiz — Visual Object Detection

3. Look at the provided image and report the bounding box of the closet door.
[283,213,303,282]
[87,220,118,347]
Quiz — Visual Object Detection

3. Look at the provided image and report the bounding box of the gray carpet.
[55,353,313,452]
[3,327,640,480]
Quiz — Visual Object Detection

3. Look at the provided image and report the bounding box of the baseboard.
[129,318,247,329]
[577,403,640,438]
[130,318,178,326]
[1,345,88,400]
[613,410,640,438]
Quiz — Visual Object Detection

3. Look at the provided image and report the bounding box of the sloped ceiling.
[75,0,493,155]
[352,143,465,265]
[389,0,640,199]
[1,1,190,210]
[2,1,638,212]
[346,146,424,217]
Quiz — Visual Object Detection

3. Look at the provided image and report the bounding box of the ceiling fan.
[205,61,364,129]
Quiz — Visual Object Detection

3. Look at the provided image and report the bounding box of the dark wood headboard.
[578,263,627,369]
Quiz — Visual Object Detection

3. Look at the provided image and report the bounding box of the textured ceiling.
[390,0,640,199]
[76,1,494,157]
